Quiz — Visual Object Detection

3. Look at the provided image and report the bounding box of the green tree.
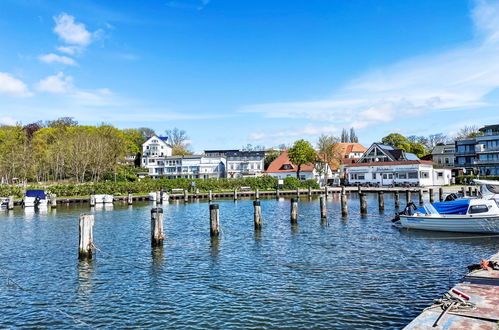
[316,134,339,183]
[381,133,408,148]
[288,139,317,179]
[349,127,358,143]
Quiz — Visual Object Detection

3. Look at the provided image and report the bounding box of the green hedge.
[0,176,320,197]
[455,175,499,185]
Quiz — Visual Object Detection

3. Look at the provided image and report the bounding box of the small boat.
[149,192,157,201]
[0,197,9,208]
[93,194,114,204]
[23,190,48,208]
[392,180,499,233]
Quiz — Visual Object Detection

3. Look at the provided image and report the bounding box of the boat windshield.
[423,203,439,215]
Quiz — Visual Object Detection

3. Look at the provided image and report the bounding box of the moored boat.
[393,180,499,233]
[93,194,114,204]
[23,190,48,208]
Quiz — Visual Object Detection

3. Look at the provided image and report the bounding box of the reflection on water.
[0,197,497,328]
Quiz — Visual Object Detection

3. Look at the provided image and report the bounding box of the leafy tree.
[137,127,156,138]
[264,150,281,170]
[316,134,340,183]
[288,139,317,179]
[47,117,78,128]
[381,133,408,148]
[23,121,44,140]
[408,142,427,158]
[122,128,146,155]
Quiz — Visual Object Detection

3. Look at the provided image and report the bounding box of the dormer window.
[281,164,293,170]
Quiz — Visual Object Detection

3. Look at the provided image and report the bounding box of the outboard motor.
[444,193,459,202]
[391,202,417,223]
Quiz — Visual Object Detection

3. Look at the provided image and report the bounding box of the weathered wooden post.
[233,189,238,201]
[253,200,262,230]
[8,196,14,210]
[320,195,327,219]
[405,190,411,203]
[276,188,280,198]
[357,185,362,194]
[290,198,298,223]
[50,194,57,208]
[90,194,96,207]
[183,189,188,203]
[378,191,384,211]
[308,186,312,198]
[324,185,328,196]
[341,186,348,216]
[156,191,161,203]
[460,186,466,196]
[468,186,472,197]
[208,190,213,202]
[418,189,424,205]
[360,193,367,214]
[150,208,164,247]
[394,191,400,208]
[296,187,300,197]
[210,204,220,237]
[475,187,480,196]
[439,187,444,202]
[127,193,133,205]
[78,213,94,260]
[429,188,435,203]
[255,188,260,200]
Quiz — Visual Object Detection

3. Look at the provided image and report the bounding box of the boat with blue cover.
[393,180,499,233]
[23,190,48,208]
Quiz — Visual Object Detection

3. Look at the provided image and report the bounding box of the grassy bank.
[0,177,320,198]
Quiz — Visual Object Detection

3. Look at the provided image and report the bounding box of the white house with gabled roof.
[142,135,173,169]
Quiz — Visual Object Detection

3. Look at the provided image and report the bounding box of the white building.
[345,161,452,187]
[142,135,173,170]
[266,151,332,185]
[226,151,265,178]
[147,155,225,179]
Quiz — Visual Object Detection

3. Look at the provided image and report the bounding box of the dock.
[405,251,499,329]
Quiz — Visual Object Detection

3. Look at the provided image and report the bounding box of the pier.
[405,251,499,329]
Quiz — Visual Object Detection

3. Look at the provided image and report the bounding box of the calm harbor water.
[0,194,498,329]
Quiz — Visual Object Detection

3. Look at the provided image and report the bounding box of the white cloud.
[0,72,32,98]
[39,53,77,66]
[56,45,79,55]
[53,13,92,46]
[242,0,499,137]
[36,72,74,94]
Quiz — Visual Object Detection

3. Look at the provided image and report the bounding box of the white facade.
[226,151,265,178]
[267,171,315,181]
[148,155,225,179]
[142,135,173,170]
[346,162,452,187]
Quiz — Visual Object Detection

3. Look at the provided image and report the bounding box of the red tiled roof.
[336,143,367,158]
[345,160,435,167]
[266,150,315,173]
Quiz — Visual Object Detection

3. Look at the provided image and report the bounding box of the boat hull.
[399,215,499,233]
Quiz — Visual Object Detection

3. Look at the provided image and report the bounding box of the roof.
[479,124,499,132]
[226,151,265,157]
[431,144,455,155]
[346,160,435,167]
[204,149,239,154]
[266,151,315,173]
[336,143,367,158]
[145,135,169,143]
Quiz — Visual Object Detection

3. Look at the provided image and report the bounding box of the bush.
[455,175,499,185]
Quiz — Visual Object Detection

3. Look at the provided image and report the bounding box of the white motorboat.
[393,180,499,233]
[93,194,114,204]
[23,190,48,208]
[149,192,157,201]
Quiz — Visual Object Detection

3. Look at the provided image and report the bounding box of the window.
[408,172,418,179]
[420,172,429,178]
[372,173,376,180]
[399,173,407,179]
[469,205,489,214]
[358,175,365,180]
[383,174,387,179]
[437,172,443,177]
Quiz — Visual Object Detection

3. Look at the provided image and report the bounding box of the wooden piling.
[276,188,280,197]
[468,186,472,197]
[405,190,411,203]
[210,204,220,237]
[78,213,94,260]
[233,189,238,201]
[290,198,298,223]
[308,186,312,198]
[49,194,57,208]
[8,196,14,210]
[156,191,161,203]
[429,188,434,203]
[253,200,262,229]
[360,193,367,214]
[460,186,466,196]
[439,187,443,202]
[418,189,423,205]
[324,186,328,196]
[341,186,348,216]
[127,193,133,205]
[394,191,400,208]
[378,191,384,211]
[90,194,96,207]
[357,186,362,194]
[208,190,213,202]
[150,208,164,247]
[183,190,188,203]
[320,195,327,219]
[255,188,259,200]
[296,188,300,197]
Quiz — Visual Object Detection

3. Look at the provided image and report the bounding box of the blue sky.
[1,0,499,151]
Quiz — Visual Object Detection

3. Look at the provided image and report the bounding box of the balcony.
[454,150,476,156]
[475,159,499,165]
[477,146,499,153]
